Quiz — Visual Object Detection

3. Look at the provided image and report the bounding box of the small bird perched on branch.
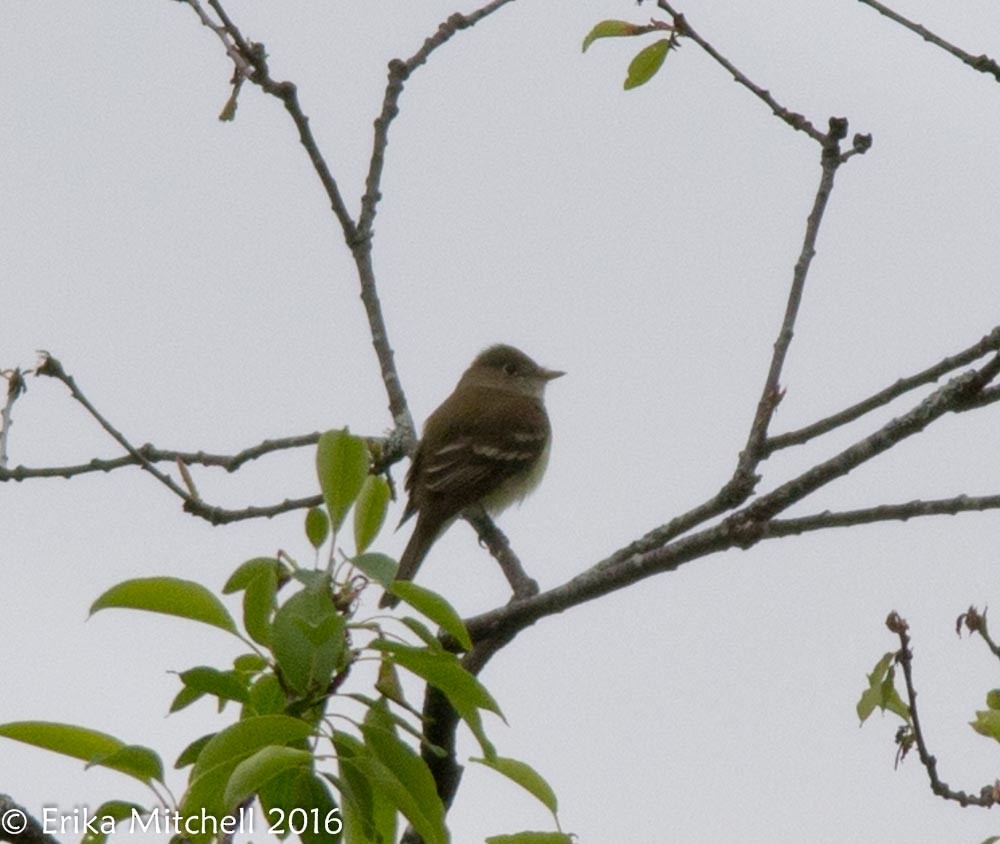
[379,344,564,609]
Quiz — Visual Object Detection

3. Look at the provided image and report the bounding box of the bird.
[379,344,564,609]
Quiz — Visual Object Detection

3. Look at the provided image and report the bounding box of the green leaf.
[987,689,1000,710]
[243,569,277,646]
[191,716,315,779]
[169,684,206,714]
[472,756,559,816]
[334,731,396,844]
[375,657,407,707]
[245,673,287,718]
[352,552,397,588]
[372,641,501,719]
[370,640,501,755]
[857,652,909,723]
[398,617,445,651]
[234,653,268,672]
[0,722,164,786]
[624,38,671,90]
[224,557,281,646]
[223,745,314,810]
[0,721,120,767]
[88,744,164,785]
[971,709,1000,742]
[259,768,343,844]
[317,429,370,532]
[175,733,216,769]
[360,723,445,837]
[581,19,644,52]
[272,581,346,696]
[389,582,472,651]
[80,801,146,844]
[486,833,574,844]
[178,667,251,704]
[342,754,445,844]
[181,716,317,832]
[353,474,390,554]
[225,557,281,592]
[306,507,330,549]
[91,577,238,636]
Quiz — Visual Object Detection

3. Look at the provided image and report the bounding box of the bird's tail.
[379,514,444,609]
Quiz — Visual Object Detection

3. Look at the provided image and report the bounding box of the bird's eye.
[503,362,518,376]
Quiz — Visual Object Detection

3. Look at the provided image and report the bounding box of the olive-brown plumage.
[380,345,563,609]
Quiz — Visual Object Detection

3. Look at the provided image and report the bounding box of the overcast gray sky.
[4,1,1000,841]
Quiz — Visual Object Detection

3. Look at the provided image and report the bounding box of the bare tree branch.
[764,492,1000,537]
[887,612,998,807]
[858,0,1000,82]
[183,0,413,436]
[0,433,323,483]
[23,354,324,524]
[359,1,518,239]
[0,368,26,469]
[461,353,1000,643]
[657,1,825,140]
[731,118,852,497]
[35,354,193,503]
[764,325,1000,454]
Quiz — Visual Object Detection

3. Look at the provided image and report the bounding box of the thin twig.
[763,493,1000,537]
[0,368,26,469]
[765,325,1000,454]
[184,0,413,432]
[184,494,322,525]
[858,0,1000,82]
[0,434,323,482]
[460,354,1000,643]
[743,353,1000,522]
[464,508,539,600]
[358,0,518,238]
[888,613,997,807]
[588,120,861,556]
[183,0,253,77]
[957,607,1000,661]
[35,354,192,503]
[31,354,326,524]
[657,1,824,141]
[729,118,849,497]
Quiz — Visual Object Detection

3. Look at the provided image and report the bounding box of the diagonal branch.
[183,0,411,434]
[729,118,850,496]
[30,354,326,524]
[764,325,1000,454]
[763,492,1000,538]
[657,0,825,140]
[460,353,1000,644]
[0,433,324,483]
[358,0,518,239]
[35,354,192,503]
[857,0,1000,82]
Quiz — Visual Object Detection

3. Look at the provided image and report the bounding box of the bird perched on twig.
[379,344,563,609]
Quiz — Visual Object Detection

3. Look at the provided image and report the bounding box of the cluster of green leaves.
[0,430,570,843]
[582,19,676,90]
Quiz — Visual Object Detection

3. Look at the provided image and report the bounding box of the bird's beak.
[541,368,566,381]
